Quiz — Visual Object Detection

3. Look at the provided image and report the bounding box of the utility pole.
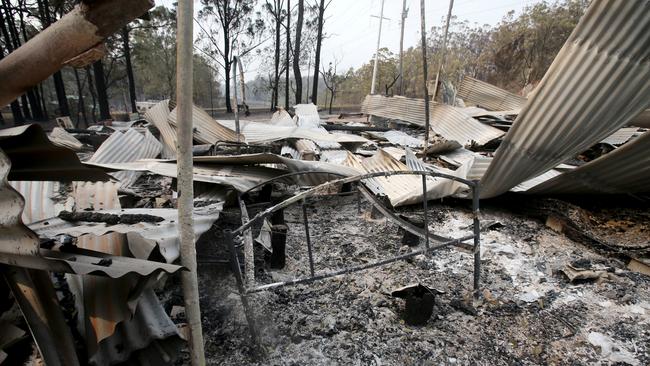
[398,0,408,95]
[420,0,430,153]
[370,0,387,95]
[431,0,454,104]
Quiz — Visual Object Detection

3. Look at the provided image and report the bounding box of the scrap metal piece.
[527,130,650,194]
[88,128,162,188]
[168,103,242,143]
[48,127,84,151]
[63,42,106,68]
[144,100,177,159]
[0,124,110,181]
[480,0,650,198]
[457,75,527,111]
[361,95,505,145]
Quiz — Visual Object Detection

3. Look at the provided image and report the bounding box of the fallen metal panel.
[90,289,183,366]
[168,104,242,143]
[600,127,644,146]
[30,203,223,263]
[218,119,367,147]
[480,0,650,198]
[144,100,177,158]
[269,108,296,126]
[87,160,288,192]
[527,131,650,194]
[9,181,74,224]
[294,103,321,128]
[629,109,650,128]
[511,169,563,192]
[88,129,162,188]
[457,76,527,111]
[361,94,505,145]
[0,124,110,181]
[365,130,424,148]
[48,127,84,151]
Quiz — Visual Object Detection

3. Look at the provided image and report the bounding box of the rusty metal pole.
[176,0,205,364]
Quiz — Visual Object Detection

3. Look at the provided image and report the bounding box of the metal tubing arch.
[232,170,478,236]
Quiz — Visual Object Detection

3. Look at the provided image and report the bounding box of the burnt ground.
[164,193,650,365]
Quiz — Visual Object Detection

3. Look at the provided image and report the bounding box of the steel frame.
[224,170,481,345]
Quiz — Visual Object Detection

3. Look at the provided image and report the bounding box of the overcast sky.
[160,0,542,80]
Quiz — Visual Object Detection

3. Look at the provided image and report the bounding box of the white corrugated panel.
[168,104,241,143]
[144,100,177,158]
[361,94,505,145]
[600,127,643,145]
[480,0,650,198]
[457,76,527,111]
[88,129,162,188]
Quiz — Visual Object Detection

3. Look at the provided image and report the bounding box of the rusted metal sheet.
[480,0,650,198]
[48,127,84,151]
[361,95,505,145]
[144,100,177,159]
[88,129,162,188]
[90,289,183,366]
[527,131,650,194]
[168,104,242,143]
[0,124,110,181]
[457,76,527,111]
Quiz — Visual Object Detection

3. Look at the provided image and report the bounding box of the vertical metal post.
[472,180,481,298]
[176,0,205,364]
[225,230,261,346]
[419,0,430,153]
[302,201,315,276]
[421,174,429,249]
[356,183,361,214]
[370,0,385,94]
[232,56,240,143]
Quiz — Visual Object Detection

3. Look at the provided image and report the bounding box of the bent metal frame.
[223,171,481,344]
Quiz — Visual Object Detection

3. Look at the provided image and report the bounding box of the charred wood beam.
[0,0,154,107]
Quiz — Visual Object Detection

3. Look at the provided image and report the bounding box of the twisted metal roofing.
[457,76,527,111]
[480,0,650,198]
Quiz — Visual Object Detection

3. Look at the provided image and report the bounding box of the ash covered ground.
[170,194,650,365]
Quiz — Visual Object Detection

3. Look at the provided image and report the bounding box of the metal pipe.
[225,230,260,345]
[302,201,315,276]
[472,180,481,298]
[421,174,429,249]
[247,234,475,294]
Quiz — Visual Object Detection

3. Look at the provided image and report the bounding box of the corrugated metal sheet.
[144,100,177,159]
[168,104,242,143]
[365,130,424,148]
[361,94,505,145]
[629,109,650,128]
[218,119,366,147]
[480,0,650,198]
[527,131,650,194]
[294,139,319,160]
[88,129,162,188]
[294,103,321,128]
[457,76,527,111]
[0,124,110,182]
[9,181,74,224]
[511,169,563,192]
[600,127,644,145]
[90,289,183,366]
[31,203,223,263]
[48,127,84,151]
[270,108,296,126]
